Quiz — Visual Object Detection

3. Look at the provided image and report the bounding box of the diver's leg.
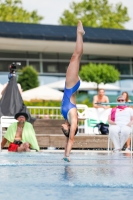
[64,115,78,162]
[63,137,71,162]
[65,20,85,88]
[64,137,69,157]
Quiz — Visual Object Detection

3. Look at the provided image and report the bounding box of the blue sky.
[22,0,133,30]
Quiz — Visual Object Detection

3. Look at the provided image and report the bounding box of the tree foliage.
[18,66,39,91]
[0,0,43,23]
[79,63,120,88]
[59,0,130,29]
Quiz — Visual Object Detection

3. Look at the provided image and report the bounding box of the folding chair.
[0,116,18,151]
[108,125,133,153]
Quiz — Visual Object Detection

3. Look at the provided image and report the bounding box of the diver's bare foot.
[63,156,70,162]
[77,20,85,35]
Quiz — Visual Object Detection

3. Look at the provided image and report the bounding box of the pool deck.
[1,119,131,152]
[1,149,132,154]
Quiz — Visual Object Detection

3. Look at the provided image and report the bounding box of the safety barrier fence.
[27,105,111,134]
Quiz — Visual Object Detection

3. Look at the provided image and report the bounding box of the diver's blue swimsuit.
[61,80,80,120]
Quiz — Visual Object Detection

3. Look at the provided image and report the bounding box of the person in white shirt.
[122,91,133,151]
[108,95,133,152]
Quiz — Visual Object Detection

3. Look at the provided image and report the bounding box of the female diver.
[61,20,85,162]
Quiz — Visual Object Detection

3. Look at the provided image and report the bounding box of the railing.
[27,106,63,119]
[27,104,88,120]
[27,104,88,133]
[27,105,111,134]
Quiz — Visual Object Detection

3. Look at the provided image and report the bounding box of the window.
[0,61,10,71]
[88,55,130,61]
[47,65,57,73]
[81,54,89,61]
[29,62,40,72]
[114,64,130,75]
[58,62,68,73]
[0,51,27,58]
[43,62,58,73]
[88,55,118,61]
[26,52,40,59]
[42,53,58,59]
[0,51,40,59]
[58,53,71,60]
[0,61,26,72]
[14,61,26,70]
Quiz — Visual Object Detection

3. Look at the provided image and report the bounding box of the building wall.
[0,50,133,94]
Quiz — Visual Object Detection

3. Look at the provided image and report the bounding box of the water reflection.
[63,166,75,181]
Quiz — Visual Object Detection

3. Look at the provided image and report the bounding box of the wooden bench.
[33,119,109,149]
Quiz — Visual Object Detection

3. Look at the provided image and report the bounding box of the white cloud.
[22,0,133,30]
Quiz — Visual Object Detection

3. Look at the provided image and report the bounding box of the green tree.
[0,0,43,23]
[59,0,130,29]
[79,63,120,90]
[18,66,39,91]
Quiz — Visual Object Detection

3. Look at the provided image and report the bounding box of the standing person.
[0,63,35,124]
[93,89,110,109]
[61,20,85,162]
[1,82,22,95]
[108,95,133,152]
[122,91,132,151]
[1,63,22,96]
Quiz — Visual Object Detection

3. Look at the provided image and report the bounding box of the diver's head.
[61,123,78,138]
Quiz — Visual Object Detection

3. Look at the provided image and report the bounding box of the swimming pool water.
[0,152,132,200]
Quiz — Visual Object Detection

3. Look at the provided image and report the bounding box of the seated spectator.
[122,91,131,103]
[122,91,132,151]
[108,95,133,152]
[93,89,110,109]
[1,112,39,152]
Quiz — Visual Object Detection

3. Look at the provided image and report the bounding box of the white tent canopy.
[45,79,120,91]
[22,85,63,101]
